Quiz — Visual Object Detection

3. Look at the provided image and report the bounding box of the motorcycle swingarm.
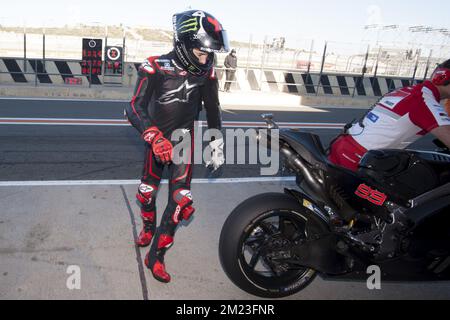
[283,188,351,274]
[291,233,348,275]
[283,188,330,225]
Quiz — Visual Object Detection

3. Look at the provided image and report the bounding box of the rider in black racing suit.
[124,10,229,283]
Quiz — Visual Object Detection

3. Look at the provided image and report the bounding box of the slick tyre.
[219,192,327,298]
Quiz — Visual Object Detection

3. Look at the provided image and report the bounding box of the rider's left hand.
[206,138,225,171]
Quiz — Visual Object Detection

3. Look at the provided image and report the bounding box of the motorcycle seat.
[280,130,329,169]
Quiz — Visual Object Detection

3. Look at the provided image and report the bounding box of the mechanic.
[329,59,450,171]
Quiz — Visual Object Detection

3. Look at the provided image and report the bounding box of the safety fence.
[1,27,449,79]
[0,57,429,97]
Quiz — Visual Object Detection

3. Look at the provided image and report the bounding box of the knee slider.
[136,183,157,206]
[172,189,195,224]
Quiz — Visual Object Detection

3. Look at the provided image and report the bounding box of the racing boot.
[145,234,174,283]
[135,183,158,247]
[135,210,156,247]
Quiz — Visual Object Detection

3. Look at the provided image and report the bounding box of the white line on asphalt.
[0,118,345,129]
[0,176,296,187]
[222,109,238,115]
[0,97,127,103]
[0,122,130,126]
[0,117,130,126]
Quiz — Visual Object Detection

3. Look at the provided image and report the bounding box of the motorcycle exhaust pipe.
[280,145,325,199]
[257,130,327,201]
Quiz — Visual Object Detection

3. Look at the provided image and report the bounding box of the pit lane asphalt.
[0,97,448,300]
[0,98,435,181]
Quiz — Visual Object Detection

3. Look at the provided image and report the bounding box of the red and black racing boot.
[136,229,153,247]
[135,210,156,247]
[145,234,174,283]
[146,256,171,283]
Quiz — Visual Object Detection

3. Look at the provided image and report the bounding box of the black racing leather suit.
[124,50,222,277]
[125,51,221,136]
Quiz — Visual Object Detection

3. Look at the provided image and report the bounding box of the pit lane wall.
[0,57,426,101]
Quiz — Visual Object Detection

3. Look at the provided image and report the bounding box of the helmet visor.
[195,30,230,53]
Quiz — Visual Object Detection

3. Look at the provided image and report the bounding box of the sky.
[1,0,449,46]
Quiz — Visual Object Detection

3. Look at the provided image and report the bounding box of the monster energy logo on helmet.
[178,17,199,33]
[172,10,229,76]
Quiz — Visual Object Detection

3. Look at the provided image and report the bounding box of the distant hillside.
[0,24,252,48]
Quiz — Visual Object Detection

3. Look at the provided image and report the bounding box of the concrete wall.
[0,57,427,106]
[1,57,425,90]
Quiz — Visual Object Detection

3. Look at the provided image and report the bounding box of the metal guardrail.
[2,28,449,78]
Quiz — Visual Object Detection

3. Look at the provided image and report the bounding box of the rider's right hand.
[142,127,163,144]
[142,127,173,164]
[152,137,173,164]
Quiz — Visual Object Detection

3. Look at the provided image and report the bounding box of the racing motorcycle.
[219,114,450,298]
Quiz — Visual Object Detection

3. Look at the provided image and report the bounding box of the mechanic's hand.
[152,136,173,164]
[205,138,225,171]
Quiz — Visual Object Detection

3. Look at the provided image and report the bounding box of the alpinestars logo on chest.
[157,80,200,105]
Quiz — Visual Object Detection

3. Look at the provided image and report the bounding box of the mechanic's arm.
[431,125,450,149]
[124,64,157,134]
[201,75,222,130]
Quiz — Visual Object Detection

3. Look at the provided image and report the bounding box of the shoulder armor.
[139,56,159,75]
